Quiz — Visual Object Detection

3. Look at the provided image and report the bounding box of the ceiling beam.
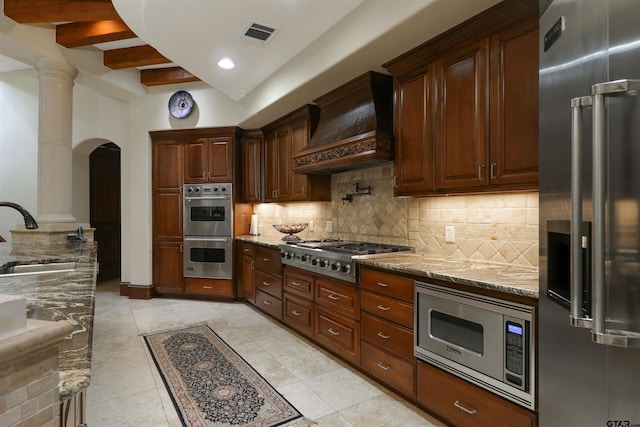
[4,0,120,23]
[140,67,200,86]
[56,19,136,48]
[104,45,170,69]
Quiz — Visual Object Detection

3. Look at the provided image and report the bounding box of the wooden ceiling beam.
[56,19,136,48]
[140,67,200,86]
[4,0,120,23]
[104,45,170,69]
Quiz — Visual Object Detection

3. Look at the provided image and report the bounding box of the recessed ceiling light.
[217,58,235,69]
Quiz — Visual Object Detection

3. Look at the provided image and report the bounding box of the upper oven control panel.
[184,183,232,197]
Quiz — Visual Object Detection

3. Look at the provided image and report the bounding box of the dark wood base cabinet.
[417,361,537,427]
[184,278,234,297]
[315,306,360,365]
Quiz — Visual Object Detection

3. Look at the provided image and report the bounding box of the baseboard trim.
[119,283,155,300]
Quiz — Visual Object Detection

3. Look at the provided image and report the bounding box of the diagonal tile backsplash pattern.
[252,165,539,267]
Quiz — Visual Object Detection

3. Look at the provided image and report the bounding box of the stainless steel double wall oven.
[183,183,233,279]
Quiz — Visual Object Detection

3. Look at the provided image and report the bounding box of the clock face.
[168,90,194,118]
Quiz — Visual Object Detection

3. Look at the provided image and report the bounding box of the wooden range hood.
[292,71,394,174]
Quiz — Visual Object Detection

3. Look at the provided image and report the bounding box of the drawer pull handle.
[243,249,250,253]
[263,300,272,306]
[263,258,270,262]
[327,294,340,301]
[292,310,302,316]
[262,281,271,286]
[328,328,340,336]
[453,401,477,415]
[203,285,213,289]
[377,282,390,288]
[377,304,390,311]
[377,362,391,371]
[291,281,302,287]
[377,332,390,340]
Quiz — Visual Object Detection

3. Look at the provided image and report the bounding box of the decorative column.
[35,58,78,224]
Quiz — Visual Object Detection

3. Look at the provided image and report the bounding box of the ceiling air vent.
[242,22,277,45]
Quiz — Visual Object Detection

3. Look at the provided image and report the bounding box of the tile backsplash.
[252,165,539,267]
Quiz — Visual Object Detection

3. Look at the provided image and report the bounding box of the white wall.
[0,69,39,244]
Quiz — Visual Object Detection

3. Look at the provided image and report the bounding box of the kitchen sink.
[0,261,77,277]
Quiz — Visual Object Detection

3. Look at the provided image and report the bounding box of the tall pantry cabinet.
[150,127,241,296]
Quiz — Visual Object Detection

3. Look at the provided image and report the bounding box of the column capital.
[36,58,78,82]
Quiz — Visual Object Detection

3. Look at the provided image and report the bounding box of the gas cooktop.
[281,239,413,283]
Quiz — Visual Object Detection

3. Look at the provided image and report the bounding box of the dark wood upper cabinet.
[489,23,539,187]
[240,131,263,203]
[394,69,436,195]
[435,39,489,191]
[184,135,234,183]
[260,105,331,203]
[385,0,538,196]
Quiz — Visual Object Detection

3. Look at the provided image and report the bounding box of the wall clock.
[168,90,194,118]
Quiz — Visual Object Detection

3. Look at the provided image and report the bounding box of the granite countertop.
[0,241,98,401]
[354,252,539,299]
[236,235,287,248]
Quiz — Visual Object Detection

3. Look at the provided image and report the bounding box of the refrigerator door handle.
[569,96,593,328]
[590,79,640,347]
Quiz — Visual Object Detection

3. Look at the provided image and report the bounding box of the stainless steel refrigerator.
[539,0,640,425]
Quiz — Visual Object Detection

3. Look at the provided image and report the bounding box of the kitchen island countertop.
[354,252,538,299]
[0,241,97,401]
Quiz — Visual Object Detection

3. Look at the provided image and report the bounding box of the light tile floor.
[86,280,446,427]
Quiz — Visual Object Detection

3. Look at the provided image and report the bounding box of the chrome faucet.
[0,202,39,229]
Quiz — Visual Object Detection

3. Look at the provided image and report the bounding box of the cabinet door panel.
[436,40,488,190]
[490,25,539,187]
[153,241,184,293]
[184,138,208,183]
[154,142,184,189]
[208,137,233,182]
[241,134,262,202]
[361,341,415,397]
[263,132,279,202]
[276,128,292,201]
[395,71,435,195]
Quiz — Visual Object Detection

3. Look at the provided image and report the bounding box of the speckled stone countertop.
[0,241,97,401]
[354,252,539,299]
[235,236,538,299]
[236,235,288,248]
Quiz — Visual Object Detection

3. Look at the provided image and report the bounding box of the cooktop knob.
[286,252,294,260]
[331,262,341,271]
[311,258,319,266]
[301,254,311,262]
[186,187,194,194]
[319,259,329,268]
[341,264,351,273]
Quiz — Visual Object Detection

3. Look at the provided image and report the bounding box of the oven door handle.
[183,237,231,243]
[184,196,230,201]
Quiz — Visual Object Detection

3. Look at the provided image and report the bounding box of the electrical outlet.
[445,225,455,243]
[309,220,314,232]
[326,220,333,232]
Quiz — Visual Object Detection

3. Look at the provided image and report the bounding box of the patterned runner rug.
[143,324,303,427]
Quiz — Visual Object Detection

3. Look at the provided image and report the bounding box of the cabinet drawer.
[361,268,414,303]
[361,341,415,398]
[237,241,256,257]
[254,269,283,298]
[255,246,282,277]
[283,293,314,338]
[361,290,413,328]
[284,268,314,300]
[361,313,414,360]
[417,361,536,427]
[184,278,234,297]
[255,289,283,320]
[315,307,360,364]
[315,277,360,320]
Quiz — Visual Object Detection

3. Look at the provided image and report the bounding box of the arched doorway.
[90,143,121,281]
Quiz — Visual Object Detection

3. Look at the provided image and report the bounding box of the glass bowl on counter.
[272,223,308,241]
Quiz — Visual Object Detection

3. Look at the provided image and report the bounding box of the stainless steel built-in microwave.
[415,281,535,410]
